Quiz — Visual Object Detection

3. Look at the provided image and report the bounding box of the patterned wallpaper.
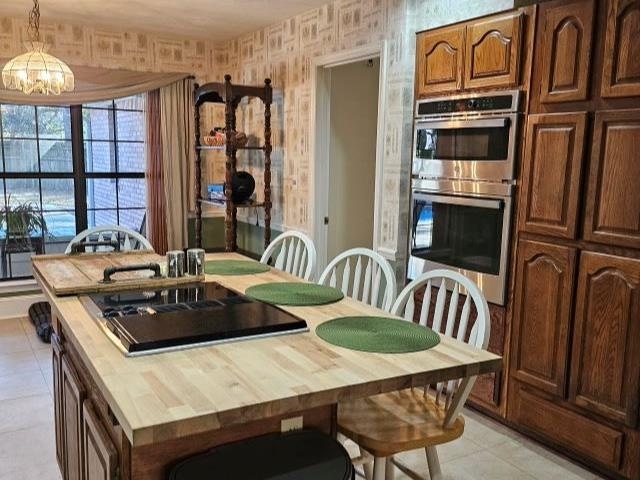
[210,0,515,274]
[1,0,514,274]
[0,16,215,78]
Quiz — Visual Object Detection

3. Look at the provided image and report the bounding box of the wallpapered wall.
[210,0,514,275]
[0,17,214,78]
[0,0,514,275]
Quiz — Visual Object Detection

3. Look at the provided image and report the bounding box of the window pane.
[116,110,144,141]
[117,142,145,172]
[88,209,118,227]
[37,107,71,139]
[41,179,75,211]
[86,179,116,209]
[84,141,116,173]
[1,105,36,138]
[43,211,76,242]
[118,178,146,207]
[114,95,144,110]
[4,139,38,172]
[5,178,40,207]
[83,108,115,141]
[39,139,73,172]
[118,209,145,232]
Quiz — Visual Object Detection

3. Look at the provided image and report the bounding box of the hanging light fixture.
[2,0,74,95]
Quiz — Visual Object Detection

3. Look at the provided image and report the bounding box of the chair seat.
[338,388,465,457]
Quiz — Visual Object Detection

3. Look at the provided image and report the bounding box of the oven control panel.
[416,91,521,117]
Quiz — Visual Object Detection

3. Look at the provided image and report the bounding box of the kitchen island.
[34,252,502,480]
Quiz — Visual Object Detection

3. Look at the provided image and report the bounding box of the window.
[0,95,146,280]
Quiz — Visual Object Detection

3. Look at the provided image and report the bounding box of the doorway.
[312,44,386,270]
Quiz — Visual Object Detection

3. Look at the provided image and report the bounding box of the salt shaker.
[166,250,185,278]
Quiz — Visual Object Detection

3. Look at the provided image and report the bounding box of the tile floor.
[0,315,605,480]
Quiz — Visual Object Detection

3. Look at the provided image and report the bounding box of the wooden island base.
[55,315,336,480]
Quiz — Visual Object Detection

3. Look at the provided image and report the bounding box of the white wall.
[327,58,380,260]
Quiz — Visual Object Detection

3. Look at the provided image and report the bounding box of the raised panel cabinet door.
[569,252,640,427]
[511,240,576,396]
[416,26,464,96]
[62,355,86,480]
[519,113,587,238]
[584,110,640,248]
[464,12,523,89]
[538,0,595,103]
[52,333,65,478]
[602,0,640,98]
[83,401,118,480]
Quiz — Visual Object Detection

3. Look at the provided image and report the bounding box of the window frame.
[0,98,146,281]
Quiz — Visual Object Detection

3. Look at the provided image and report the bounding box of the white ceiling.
[1,0,332,42]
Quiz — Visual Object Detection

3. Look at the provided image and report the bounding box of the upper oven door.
[413,114,518,182]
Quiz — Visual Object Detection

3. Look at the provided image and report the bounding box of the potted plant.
[0,196,48,254]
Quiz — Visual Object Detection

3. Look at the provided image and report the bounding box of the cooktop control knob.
[467,99,478,109]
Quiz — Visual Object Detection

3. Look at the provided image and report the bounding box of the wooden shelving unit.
[193,75,273,251]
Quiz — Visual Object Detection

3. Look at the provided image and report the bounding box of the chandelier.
[1,0,74,95]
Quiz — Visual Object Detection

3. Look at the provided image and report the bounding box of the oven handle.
[416,117,510,130]
[414,193,503,210]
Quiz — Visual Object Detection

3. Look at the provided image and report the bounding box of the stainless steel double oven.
[408,91,522,305]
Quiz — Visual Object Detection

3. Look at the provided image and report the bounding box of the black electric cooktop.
[89,283,308,355]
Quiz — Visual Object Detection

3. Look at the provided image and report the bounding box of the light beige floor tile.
[492,437,605,480]
[0,329,32,355]
[33,345,52,370]
[439,450,536,480]
[0,422,57,478]
[0,349,40,377]
[0,318,25,335]
[0,462,62,480]
[0,370,49,401]
[462,410,520,448]
[0,394,53,434]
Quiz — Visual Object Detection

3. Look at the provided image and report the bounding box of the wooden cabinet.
[416,11,527,96]
[510,385,625,471]
[416,26,465,97]
[83,401,118,480]
[537,0,595,103]
[584,109,640,248]
[464,12,524,90]
[569,251,640,427]
[519,113,587,238]
[601,0,640,98]
[511,240,576,397]
[52,333,65,478]
[62,355,86,480]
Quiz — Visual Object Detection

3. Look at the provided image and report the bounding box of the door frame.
[310,41,388,271]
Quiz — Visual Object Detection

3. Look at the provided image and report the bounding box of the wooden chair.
[64,226,153,254]
[338,269,490,480]
[260,230,317,281]
[318,248,397,312]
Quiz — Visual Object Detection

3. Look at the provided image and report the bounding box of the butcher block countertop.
[36,252,502,447]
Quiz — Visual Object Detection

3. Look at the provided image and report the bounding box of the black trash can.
[168,430,354,480]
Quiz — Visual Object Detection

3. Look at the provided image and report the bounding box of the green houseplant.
[0,196,48,251]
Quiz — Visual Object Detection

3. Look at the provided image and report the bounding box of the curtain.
[159,78,195,251]
[0,64,189,105]
[145,89,168,255]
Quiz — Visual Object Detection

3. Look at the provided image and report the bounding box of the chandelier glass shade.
[1,1,74,95]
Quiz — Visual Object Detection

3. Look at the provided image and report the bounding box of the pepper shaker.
[186,248,205,276]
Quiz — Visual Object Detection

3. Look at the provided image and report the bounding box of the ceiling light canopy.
[1,0,74,95]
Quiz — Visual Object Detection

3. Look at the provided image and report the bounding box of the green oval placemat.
[245,282,344,306]
[316,316,440,353]
[204,260,271,275]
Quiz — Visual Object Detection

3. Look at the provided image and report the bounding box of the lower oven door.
[408,191,512,305]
